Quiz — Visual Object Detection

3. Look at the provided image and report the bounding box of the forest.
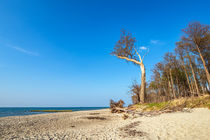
[112,22,210,105]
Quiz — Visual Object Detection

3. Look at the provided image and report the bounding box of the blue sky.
[0,0,210,107]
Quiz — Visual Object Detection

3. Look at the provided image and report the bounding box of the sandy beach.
[0,108,210,140]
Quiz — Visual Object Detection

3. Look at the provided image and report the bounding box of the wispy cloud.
[7,44,39,56]
[140,46,147,50]
[150,40,159,44]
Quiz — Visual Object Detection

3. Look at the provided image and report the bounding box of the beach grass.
[132,94,210,111]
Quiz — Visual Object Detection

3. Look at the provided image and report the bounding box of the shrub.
[110,99,125,108]
[110,99,116,109]
[118,99,125,108]
[110,99,125,113]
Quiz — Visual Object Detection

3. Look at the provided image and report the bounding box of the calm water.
[0,107,108,117]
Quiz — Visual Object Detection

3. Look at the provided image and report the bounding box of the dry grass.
[131,94,210,112]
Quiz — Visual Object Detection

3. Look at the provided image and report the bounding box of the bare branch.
[134,46,142,63]
[142,48,150,61]
[116,55,142,65]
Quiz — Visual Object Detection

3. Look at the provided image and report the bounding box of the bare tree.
[145,22,210,104]
[182,22,210,85]
[111,30,148,103]
[175,46,193,95]
[129,80,141,104]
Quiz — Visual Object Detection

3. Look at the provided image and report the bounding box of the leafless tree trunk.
[169,69,176,99]
[166,74,172,99]
[187,53,200,96]
[140,64,146,103]
[176,78,180,97]
[181,60,193,95]
[195,44,210,85]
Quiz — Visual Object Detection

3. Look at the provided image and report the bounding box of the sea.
[0,107,108,117]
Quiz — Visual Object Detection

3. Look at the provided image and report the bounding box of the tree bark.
[116,55,146,103]
[166,74,172,99]
[157,76,162,101]
[170,69,176,99]
[181,59,193,96]
[189,74,196,96]
[195,44,210,85]
[187,53,200,96]
[176,78,180,97]
[139,63,146,103]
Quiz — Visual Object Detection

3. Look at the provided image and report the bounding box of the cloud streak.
[150,40,159,44]
[7,44,39,56]
[140,46,147,50]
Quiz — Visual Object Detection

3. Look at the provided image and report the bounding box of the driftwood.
[111,105,191,118]
[111,107,127,113]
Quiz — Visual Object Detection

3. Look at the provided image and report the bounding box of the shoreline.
[0,107,108,118]
[0,108,109,119]
[0,108,210,139]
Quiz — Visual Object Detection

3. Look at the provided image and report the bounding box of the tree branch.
[134,47,142,62]
[142,48,149,61]
[116,55,142,65]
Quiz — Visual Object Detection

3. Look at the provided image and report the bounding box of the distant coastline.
[0,107,108,117]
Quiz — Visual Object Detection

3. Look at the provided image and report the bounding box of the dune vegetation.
[130,94,210,112]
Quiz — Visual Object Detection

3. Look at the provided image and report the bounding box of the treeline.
[131,22,210,104]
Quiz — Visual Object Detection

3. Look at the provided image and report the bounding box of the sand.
[0,108,210,140]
